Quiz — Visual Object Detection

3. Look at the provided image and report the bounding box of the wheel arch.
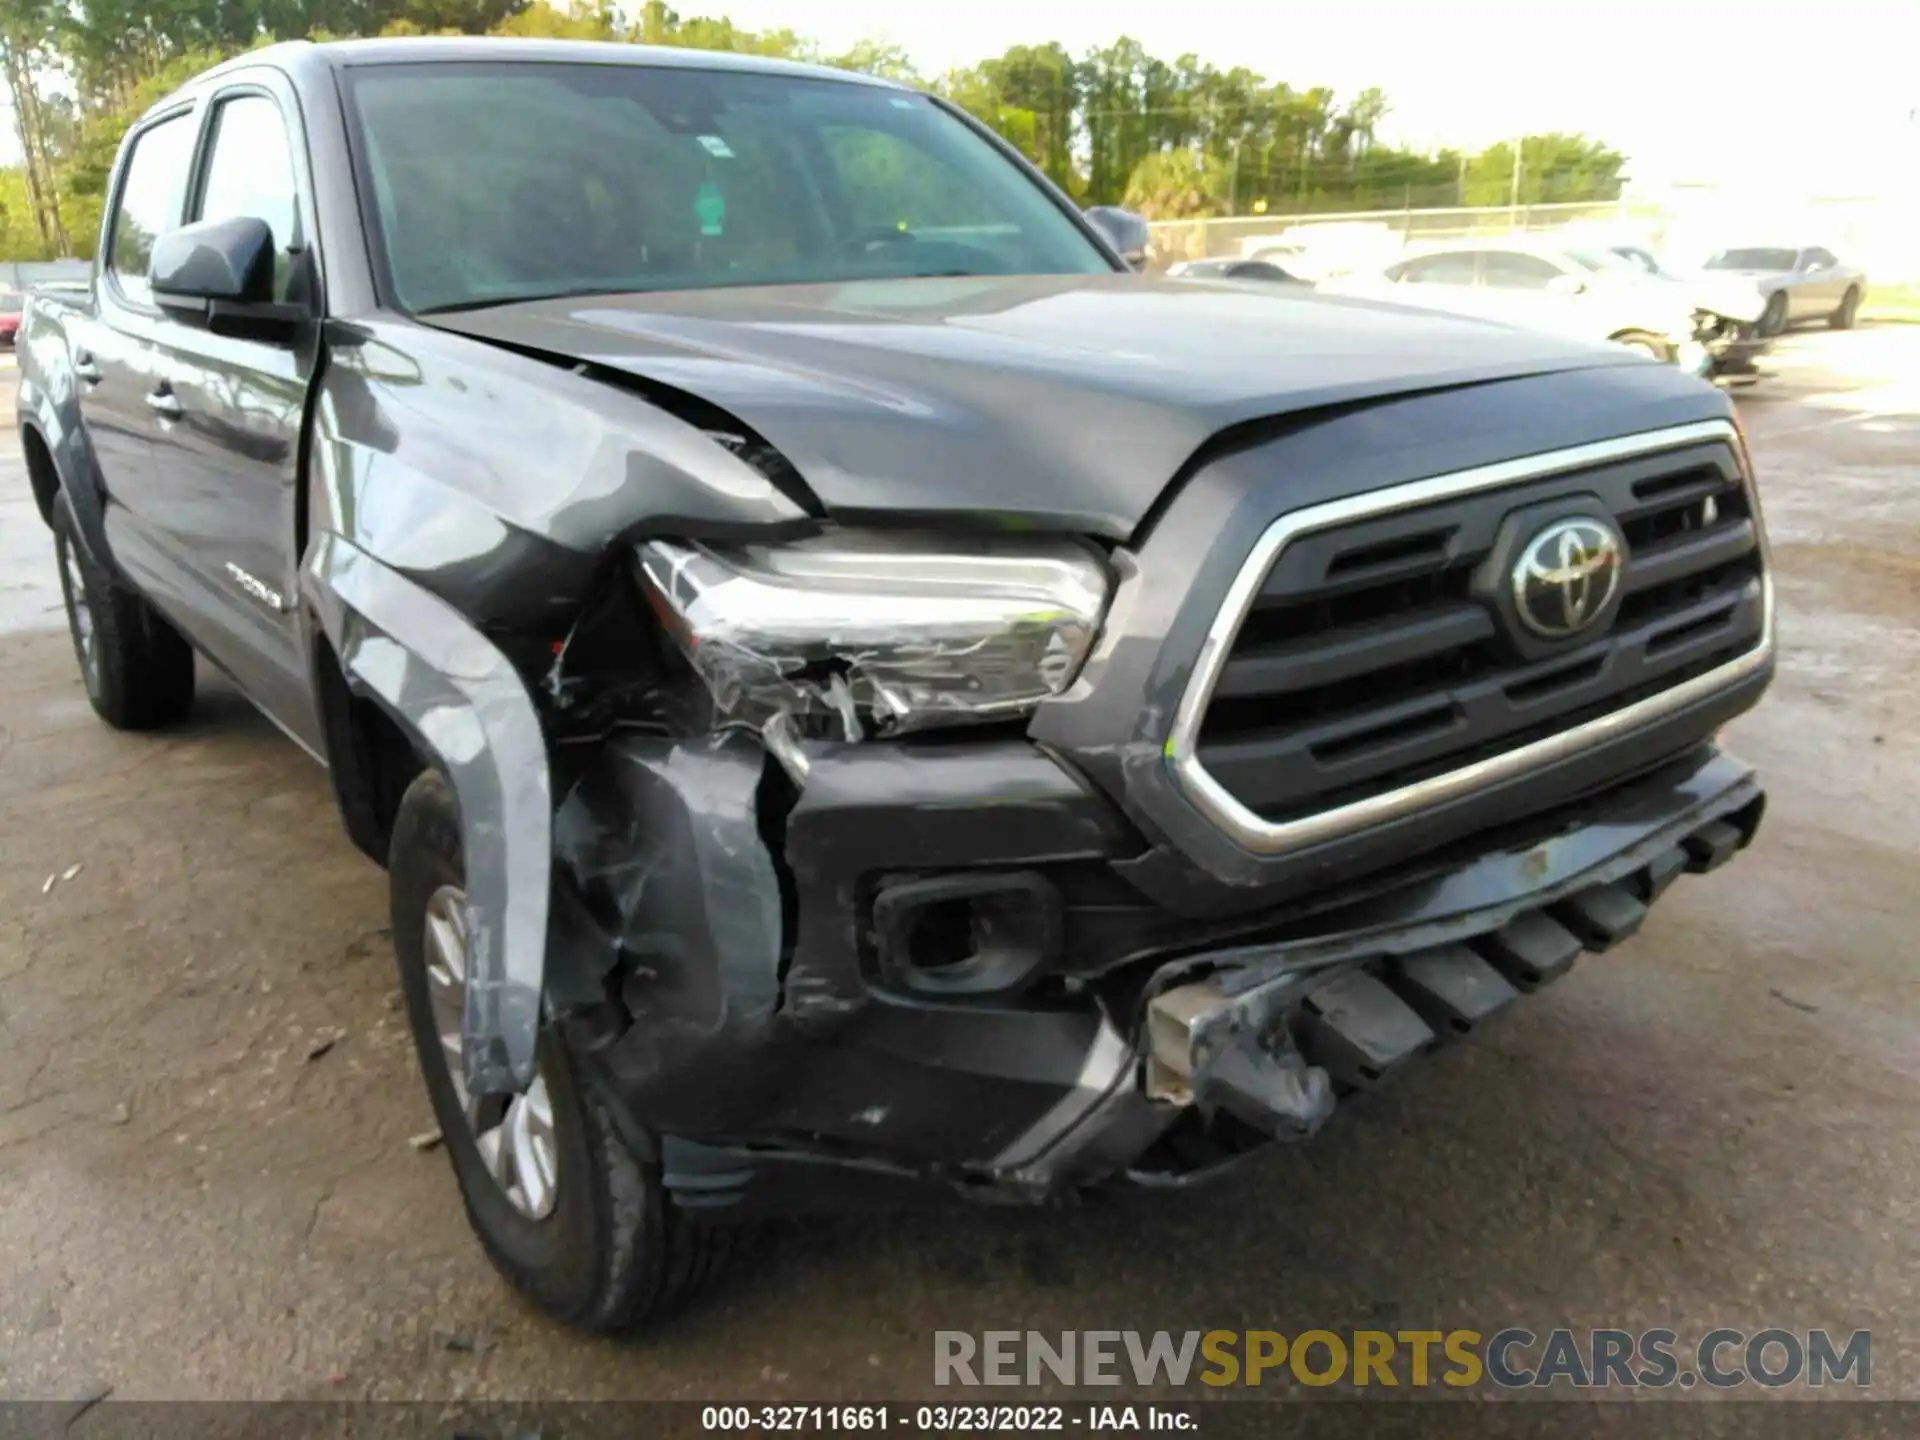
[303,531,552,1097]
[1607,328,1674,361]
[21,421,62,527]
[311,625,428,866]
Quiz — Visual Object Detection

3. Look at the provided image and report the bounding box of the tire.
[1830,286,1861,330]
[1758,291,1789,337]
[1612,331,1671,362]
[52,494,195,730]
[388,769,728,1332]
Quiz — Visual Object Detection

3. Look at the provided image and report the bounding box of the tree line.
[0,0,1628,261]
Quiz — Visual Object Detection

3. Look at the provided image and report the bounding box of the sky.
[715,0,1920,192]
[4,0,1916,190]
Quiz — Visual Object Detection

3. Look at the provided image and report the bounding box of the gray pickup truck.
[18,38,1774,1333]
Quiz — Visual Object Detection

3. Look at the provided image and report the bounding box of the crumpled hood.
[427,274,1638,539]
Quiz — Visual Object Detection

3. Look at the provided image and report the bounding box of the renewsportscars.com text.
[933,1328,1870,1390]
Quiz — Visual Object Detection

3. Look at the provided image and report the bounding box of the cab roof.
[149,35,903,119]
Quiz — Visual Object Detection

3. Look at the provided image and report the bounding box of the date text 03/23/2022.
[700,1406,1193,1432]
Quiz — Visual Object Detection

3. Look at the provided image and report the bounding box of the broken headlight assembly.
[636,531,1111,741]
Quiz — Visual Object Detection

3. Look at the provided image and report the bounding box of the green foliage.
[0,1,1627,260]
[1122,148,1226,220]
[1463,134,1625,208]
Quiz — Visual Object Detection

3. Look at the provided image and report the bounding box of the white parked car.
[1322,239,1707,367]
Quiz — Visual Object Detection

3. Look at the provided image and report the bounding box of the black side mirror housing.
[150,216,307,335]
[1084,206,1152,270]
[151,216,275,305]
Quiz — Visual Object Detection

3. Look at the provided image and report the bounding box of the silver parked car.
[1703,246,1867,335]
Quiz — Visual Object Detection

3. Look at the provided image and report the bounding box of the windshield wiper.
[416,284,648,316]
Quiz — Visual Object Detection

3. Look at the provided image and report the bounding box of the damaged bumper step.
[1139,831,1731,1144]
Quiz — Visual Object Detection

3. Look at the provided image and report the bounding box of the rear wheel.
[1758,291,1789,337]
[388,769,729,1332]
[52,495,195,730]
[1830,286,1861,330]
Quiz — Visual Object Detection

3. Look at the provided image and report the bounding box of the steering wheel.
[841,225,917,256]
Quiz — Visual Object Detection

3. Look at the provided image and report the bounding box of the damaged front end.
[308,330,1774,1219]
[526,525,1156,1208]
[1689,307,1773,387]
[514,508,1769,1215]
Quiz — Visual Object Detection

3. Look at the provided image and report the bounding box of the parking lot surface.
[1,331,1916,1401]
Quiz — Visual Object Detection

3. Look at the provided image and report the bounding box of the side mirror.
[1084,205,1151,270]
[151,216,276,307]
[1547,273,1587,296]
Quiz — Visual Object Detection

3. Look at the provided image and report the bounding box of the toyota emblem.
[1511,517,1624,639]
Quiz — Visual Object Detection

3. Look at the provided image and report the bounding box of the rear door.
[143,74,324,747]
[80,107,201,596]
[1475,250,1588,337]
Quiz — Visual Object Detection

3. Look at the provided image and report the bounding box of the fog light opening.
[872,873,1061,998]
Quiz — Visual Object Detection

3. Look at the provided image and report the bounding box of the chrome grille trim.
[1165,419,1775,856]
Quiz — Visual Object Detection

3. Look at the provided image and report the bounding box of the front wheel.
[1830,287,1861,330]
[388,770,730,1332]
[1758,291,1789,337]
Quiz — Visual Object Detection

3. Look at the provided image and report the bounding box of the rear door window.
[1394,251,1481,285]
[107,113,199,307]
[1481,252,1565,290]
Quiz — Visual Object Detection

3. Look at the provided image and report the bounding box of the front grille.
[1193,435,1768,823]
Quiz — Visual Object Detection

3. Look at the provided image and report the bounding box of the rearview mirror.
[1084,206,1151,270]
[1547,274,1587,296]
[150,216,276,307]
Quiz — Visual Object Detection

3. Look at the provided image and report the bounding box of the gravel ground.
[0,330,1915,1404]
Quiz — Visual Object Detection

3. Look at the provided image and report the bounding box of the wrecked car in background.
[19,38,1774,1333]
[1607,244,1772,386]
[1322,238,1772,384]
[1704,245,1868,336]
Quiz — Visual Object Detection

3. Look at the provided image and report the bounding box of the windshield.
[1607,246,1668,277]
[342,62,1112,314]
[1707,248,1797,271]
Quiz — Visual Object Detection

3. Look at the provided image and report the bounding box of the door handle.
[145,386,184,420]
[73,350,102,385]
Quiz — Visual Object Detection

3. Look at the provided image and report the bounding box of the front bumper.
[550,724,1764,1218]
[1695,312,1773,384]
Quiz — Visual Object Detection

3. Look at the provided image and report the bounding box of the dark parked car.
[19,38,1774,1333]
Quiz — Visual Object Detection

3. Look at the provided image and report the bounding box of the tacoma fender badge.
[225,562,288,613]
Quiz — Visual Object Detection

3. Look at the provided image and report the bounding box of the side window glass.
[1402,252,1478,285]
[195,93,303,302]
[1482,252,1564,290]
[107,114,198,306]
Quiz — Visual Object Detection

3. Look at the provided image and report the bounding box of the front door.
[143,80,323,747]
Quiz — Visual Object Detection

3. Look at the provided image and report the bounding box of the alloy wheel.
[423,884,559,1220]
